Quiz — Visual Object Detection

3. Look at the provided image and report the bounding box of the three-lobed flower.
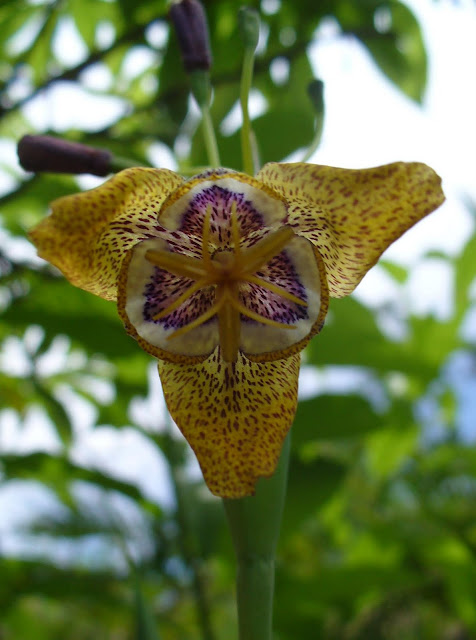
[29,161,444,497]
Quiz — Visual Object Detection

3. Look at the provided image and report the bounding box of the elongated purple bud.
[18,135,112,176]
[169,0,212,72]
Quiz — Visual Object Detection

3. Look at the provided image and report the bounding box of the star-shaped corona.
[144,203,309,362]
[29,162,445,497]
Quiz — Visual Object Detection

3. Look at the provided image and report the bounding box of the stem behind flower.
[223,433,291,640]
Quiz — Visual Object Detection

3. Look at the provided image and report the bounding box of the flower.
[29,162,444,498]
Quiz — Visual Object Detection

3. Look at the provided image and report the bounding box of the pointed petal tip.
[158,350,300,498]
[29,167,183,301]
[257,160,446,299]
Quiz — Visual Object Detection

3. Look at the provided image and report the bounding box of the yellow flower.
[29,162,444,498]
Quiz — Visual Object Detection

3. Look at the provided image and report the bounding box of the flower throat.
[144,200,307,362]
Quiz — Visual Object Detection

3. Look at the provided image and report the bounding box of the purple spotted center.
[136,179,315,362]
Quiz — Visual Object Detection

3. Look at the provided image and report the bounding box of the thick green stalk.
[240,47,256,176]
[301,79,324,162]
[223,434,291,640]
[190,70,221,168]
[238,7,260,175]
[201,103,221,168]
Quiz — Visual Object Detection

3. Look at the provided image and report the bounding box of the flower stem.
[201,102,221,168]
[190,69,221,168]
[301,79,324,162]
[223,433,291,640]
[240,47,256,176]
[238,7,260,176]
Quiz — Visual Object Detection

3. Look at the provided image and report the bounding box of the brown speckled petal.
[29,168,184,301]
[158,349,300,498]
[257,161,445,298]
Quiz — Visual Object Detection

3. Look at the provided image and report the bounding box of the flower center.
[144,201,307,362]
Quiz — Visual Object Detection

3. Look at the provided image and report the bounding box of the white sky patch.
[310,1,476,190]
[352,265,402,308]
[261,0,281,17]
[269,56,290,85]
[53,384,97,434]
[129,363,168,432]
[0,139,19,195]
[145,20,169,50]
[147,141,178,170]
[299,364,388,410]
[0,405,62,454]
[95,20,116,50]
[406,258,454,321]
[52,16,88,67]
[76,174,107,190]
[5,12,44,57]
[120,45,156,82]
[3,65,33,103]
[71,426,174,508]
[23,81,129,132]
[0,335,33,377]
[80,62,114,92]
[0,480,67,534]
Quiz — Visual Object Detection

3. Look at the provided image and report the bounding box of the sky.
[1,0,476,552]
[311,0,476,314]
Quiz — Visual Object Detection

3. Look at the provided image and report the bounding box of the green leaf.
[69,0,118,49]
[282,455,347,535]
[307,296,456,383]
[294,394,381,444]
[134,577,162,640]
[0,275,141,359]
[362,1,427,102]
[379,259,408,283]
[455,231,476,321]
[0,174,79,234]
[1,452,161,512]
[31,379,74,446]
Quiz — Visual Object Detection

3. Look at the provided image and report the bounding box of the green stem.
[300,121,324,163]
[201,103,221,168]
[240,47,256,176]
[223,434,291,640]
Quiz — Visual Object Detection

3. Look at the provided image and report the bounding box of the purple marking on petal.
[142,266,215,330]
[239,251,308,325]
[179,186,265,247]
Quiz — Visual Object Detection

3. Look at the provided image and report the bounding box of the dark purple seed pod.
[169,0,212,72]
[18,135,112,176]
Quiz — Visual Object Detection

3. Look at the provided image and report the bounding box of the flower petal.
[158,349,300,498]
[240,237,329,361]
[159,171,287,248]
[257,162,445,297]
[29,168,184,301]
[118,237,218,362]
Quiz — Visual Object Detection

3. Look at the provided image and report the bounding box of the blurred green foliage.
[0,0,474,638]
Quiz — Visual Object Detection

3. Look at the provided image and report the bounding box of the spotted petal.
[158,349,300,498]
[29,168,184,301]
[158,170,288,243]
[257,162,445,297]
